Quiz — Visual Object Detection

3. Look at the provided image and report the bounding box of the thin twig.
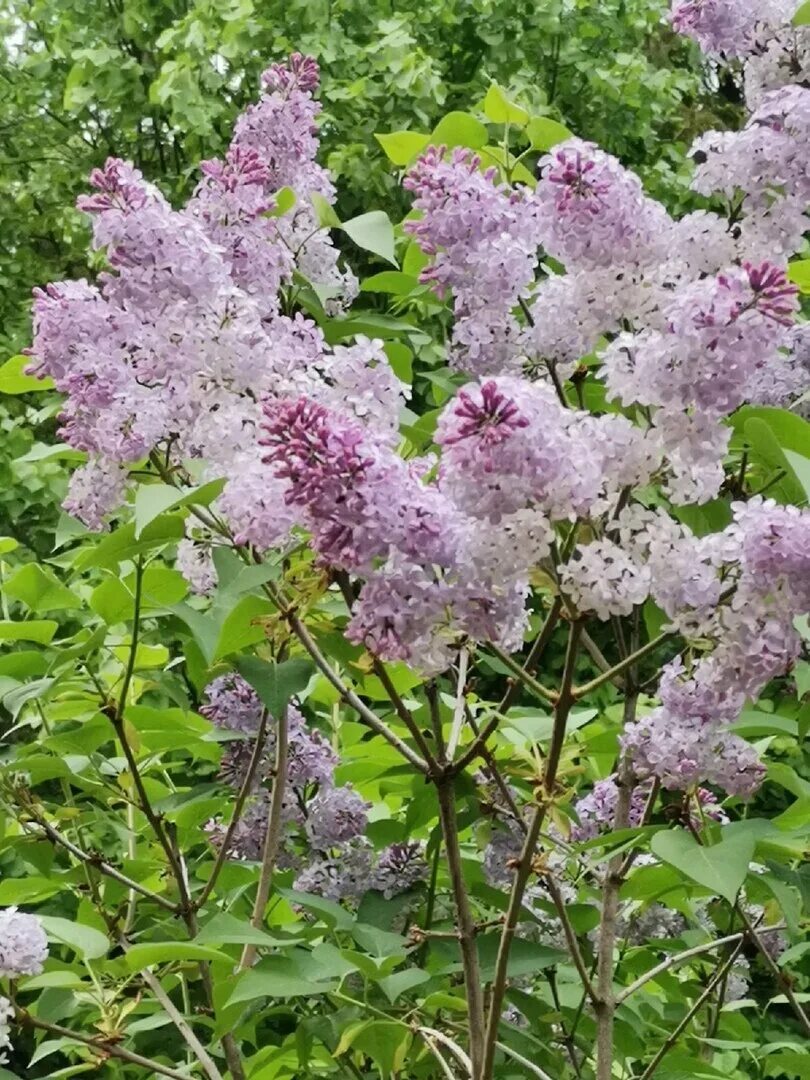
[737,906,810,1037]
[419,1029,463,1079]
[544,876,598,1005]
[435,776,486,1076]
[581,630,625,690]
[480,622,583,1079]
[446,647,469,760]
[418,1027,473,1075]
[637,935,747,1080]
[264,581,429,773]
[494,1041,556,1080]
[453,598,563,772]
[488,644,559,705]
[139,968,225,1080]
[240,705,289,970]
[595,746,637,1079]
[196,709,272,908]
[16,1011,196,1080]
[616,924,786,1004]
[20,813,177,912]
[573,632,672,700]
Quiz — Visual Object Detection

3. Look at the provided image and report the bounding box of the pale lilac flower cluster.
[404,146,542,374]
[0,997,12,1064]
[533,139,668,270]
[0,908,49,977]
[670,0,800,59]
[27,55,364,539]
[571,776,651,841]
[200,675,423,901]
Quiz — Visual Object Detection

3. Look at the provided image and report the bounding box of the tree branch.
[480,621,583,1079]
[435,776,486,1077]
[196,709,272,909]
[240,705,289,970]
[16,1010,197,1080]
[138,967,225,1080]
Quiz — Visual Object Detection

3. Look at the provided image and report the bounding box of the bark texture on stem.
[595,711,637,1080]
[436,776,486,1078]
[240,704,289,970]
[479,621,583,1080]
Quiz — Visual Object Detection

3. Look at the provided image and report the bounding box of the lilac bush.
[1,3,808,1079]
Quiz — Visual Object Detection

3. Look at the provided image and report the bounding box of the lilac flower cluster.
[27,55,367,544]
[0,998,12,1064]
[0,908,48,977]
[404,147,542,374]
[200,675,426,901]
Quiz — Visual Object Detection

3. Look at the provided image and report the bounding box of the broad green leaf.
[361,272,419,295]
[226,946,355,1004]
[733,711,798,738]
[3,563,81,612]
[236,656,314,718]
[0,537,19,554]
[742,417,805,505]
[339,211,397,266]
[650,828,755,904]
[276,887,354,930]
[351,923,407,959]
[431,110,488,149]
[265,185,296,217]
[133,478,225,538]
[783,449,810,501]
[794,0,810,24]
[795,659,810,700]
[527,116,572,150]
[336,1020,411,1076]
[482,83,529,126]
[377,967,431,1004]
[0,877,65,904]
[196,912,304,949]
[125,942,230,970]
[39,915,108,959]
[788,258,810,291]
[375,130,430,166]
[0,354,53,394]
[212,594,276,661]
[0,620,57,644]
[310,191,341,228]
[73,515,185,571]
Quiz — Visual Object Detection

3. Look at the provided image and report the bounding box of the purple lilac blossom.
[0,908,49,977]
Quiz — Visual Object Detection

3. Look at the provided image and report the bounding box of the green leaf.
[335,1020,411,1076]
[741,417,805,505]
[482,83,529,126]
[0,620,58,644]
[650,828,755,904]
[795,660,810,700]
[133,478,225,538]
[788,258,810,291]
[226,946,355,1005]
[431,111,488,149]
[276,887,354,930]
[377,967,430,1004]
[0,538,18,555]
[794,0,810,24]
[339,211,397,266]
[125,942,230,970]
[235,656,314,718]
[361,272,419,295]
[310,192,341,228]
[265,185,296,217]
[73,515,185,571]
[3,563,81,612]
[39,916,108,959]
[526,116,572,150]
[0,355,53,394]
[196,912,303,949]
[732,711,798,738]
[375,130,430,166]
